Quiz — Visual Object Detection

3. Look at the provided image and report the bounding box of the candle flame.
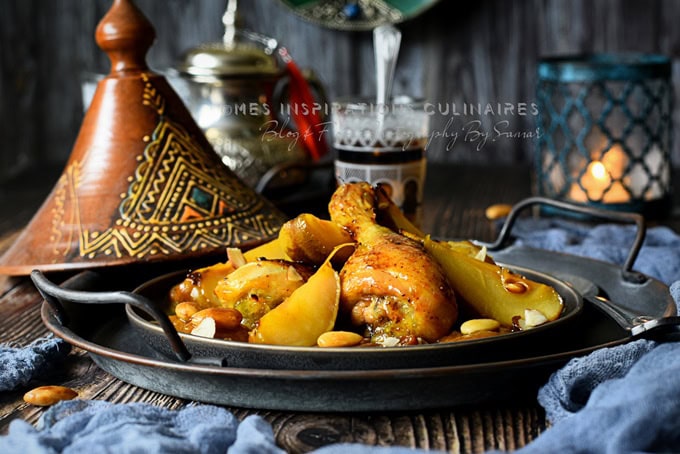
[590,161,607,181]
[567,144,630,203]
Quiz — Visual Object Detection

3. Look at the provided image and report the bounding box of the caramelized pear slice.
[278,213,354,265]
[243,237,289,261]
[169,262,235,309]
[249,260,341,346]
[424,237,563,327]
[214,260,313,329]
[442,240,495,264]
[169,238,289,308]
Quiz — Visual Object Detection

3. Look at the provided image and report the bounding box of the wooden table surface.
[0,163,676,453]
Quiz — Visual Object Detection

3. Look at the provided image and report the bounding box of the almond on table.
[23,385,78,406]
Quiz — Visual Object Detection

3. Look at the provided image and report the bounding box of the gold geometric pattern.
[54,73,284,261]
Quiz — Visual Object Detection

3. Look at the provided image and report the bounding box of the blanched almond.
[227,247,246,268]
[191,317,216,338]
[504,280,529,294]
[191,308,242,332]
[287,266,303,282]
[524,309,548,328]
[460,318,501,335]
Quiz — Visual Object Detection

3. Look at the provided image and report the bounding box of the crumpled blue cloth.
[323,341,680,454]
[0,336,70,392]
[0,400,284,454]
[537,339,658,423]
[510,218,680,285]
[514,339,680,453]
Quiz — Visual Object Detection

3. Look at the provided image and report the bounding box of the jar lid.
[538,53,671,82]
[178,31,281,80]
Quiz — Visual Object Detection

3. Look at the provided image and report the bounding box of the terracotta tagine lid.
[0,0,287,276]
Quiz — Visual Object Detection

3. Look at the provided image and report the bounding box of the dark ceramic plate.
[125,264,583,371]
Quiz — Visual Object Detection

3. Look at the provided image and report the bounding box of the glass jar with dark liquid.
[332,98,429,222]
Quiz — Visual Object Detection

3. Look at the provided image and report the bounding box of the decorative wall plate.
[278,0,440,30]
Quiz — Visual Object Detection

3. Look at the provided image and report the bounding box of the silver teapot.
[176,3,326,188]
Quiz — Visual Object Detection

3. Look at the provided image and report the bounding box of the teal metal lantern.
[535,54,673,218]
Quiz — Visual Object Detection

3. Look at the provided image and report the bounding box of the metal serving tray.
[34,197,680,411]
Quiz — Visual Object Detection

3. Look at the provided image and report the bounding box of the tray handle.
[31,270,191,362]
[482,196,647,284]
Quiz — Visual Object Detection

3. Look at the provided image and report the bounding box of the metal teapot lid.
[177,1,281,80]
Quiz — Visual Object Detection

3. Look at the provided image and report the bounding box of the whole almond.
[485,204,512,220]
[175,302,199,321]
[317,331,364,348]
[23,385,78,406]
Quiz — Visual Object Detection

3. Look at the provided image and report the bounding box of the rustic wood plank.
[423,164,531,241]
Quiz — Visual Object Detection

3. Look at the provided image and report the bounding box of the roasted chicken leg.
[329,182,458,342]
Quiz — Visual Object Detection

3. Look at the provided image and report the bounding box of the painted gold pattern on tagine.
[62,74,282,261]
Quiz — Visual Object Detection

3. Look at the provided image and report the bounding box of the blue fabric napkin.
[513,339,680,453]
[0,336,70,392]
[0,400,284,454]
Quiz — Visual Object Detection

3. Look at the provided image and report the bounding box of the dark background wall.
[1,0,679,182]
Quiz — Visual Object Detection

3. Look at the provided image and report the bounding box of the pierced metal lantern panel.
[535,54,673,217]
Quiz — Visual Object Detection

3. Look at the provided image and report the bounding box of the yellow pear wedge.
[424,237,563,327]
[278,214,354,265]
[169,238,288,308]
[249,260,340,346]
[243,237,289,261]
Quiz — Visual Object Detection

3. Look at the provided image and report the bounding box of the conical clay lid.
[0,0,286,275]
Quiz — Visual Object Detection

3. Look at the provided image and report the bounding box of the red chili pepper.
[279,47,329,161]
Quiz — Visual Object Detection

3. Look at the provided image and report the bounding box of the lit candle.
[568,144,630,203]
